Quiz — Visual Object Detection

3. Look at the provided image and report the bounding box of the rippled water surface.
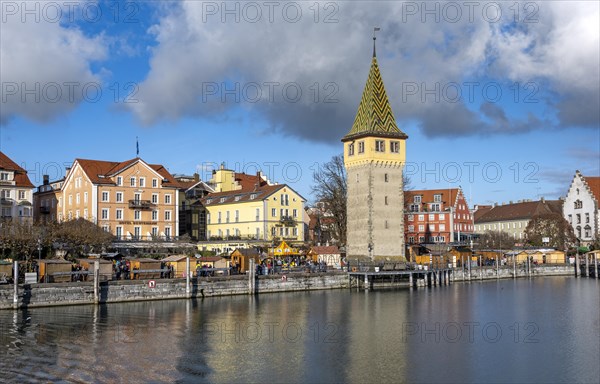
[1,277,598,383]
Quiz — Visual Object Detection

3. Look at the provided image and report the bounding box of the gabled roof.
[405,188,464,209]
[232,248,261,257]
[201,181,305,206]
[73,157,180,188]
[343,51,407,141]
[310,246,340,255]
[235,173,268,189]
[579,171,600,203]
[475,199,562,223]
[0,151,34,188]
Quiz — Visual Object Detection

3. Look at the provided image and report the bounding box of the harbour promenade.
[1,256,593,310]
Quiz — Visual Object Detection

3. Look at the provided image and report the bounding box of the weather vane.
[373,27,381,57]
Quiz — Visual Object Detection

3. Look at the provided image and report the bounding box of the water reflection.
[0,277,598,383]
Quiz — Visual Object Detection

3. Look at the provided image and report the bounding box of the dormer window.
[206,198,212,204]
[220,197,225,203]
[250,193,257,200]
[414,196,422,203]
[434,194,442,203]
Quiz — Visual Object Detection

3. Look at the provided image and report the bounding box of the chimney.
[65,167,71,176]
[540,197,545,203]
[509,201,513,204]
[43,174,49,185]
[193,173,199,182]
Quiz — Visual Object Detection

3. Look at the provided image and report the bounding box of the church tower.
[342,33,408,261]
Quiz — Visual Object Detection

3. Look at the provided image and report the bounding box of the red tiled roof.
[405,188,463,208]
[235,173,267,189]
[310,246,340,254]
[0,151,25,171]
[583,176,600,202]
[475,200,562,223]
[74,158,180,188]
[0,151,34,188]
[473,205,493,222]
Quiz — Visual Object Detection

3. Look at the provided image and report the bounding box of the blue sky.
[1,1,599,206]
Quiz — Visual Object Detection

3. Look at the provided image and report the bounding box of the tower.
[342,33,408,261]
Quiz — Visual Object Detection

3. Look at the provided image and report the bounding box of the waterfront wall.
[0,272,349,310]
[452,264,574,281]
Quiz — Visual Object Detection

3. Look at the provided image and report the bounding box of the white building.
[0,151,35,223]
[563,171,600,245]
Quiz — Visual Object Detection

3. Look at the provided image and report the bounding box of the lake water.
[0,277,598,383]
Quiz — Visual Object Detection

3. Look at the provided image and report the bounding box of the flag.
[136,137,139,157]
[374,27,381,31]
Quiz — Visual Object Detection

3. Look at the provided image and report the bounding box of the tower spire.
[373,27,380,58]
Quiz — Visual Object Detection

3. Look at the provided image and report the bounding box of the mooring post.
[585,254,590,277]
[13,260,18,309]
[479,255,483,281]
[248,258,255,295]
[94,260,99,305]
[186,256,191,298]
[364,274,370,290]
[527,255,531,277]
[409,273,413,289]
[513,255,517,278]
[594,254,598,280]
[467,258,471,282]
[496,256,499,279]
[575,252,580,277]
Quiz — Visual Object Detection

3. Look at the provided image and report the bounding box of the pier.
[347,262,453,290]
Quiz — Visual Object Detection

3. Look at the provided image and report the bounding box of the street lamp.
[37,238,42,282]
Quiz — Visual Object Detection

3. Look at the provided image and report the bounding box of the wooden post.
[513,255,517,278]
[13,260,18,309]
[409,273,413,289]
[594,254,598,280]
[527,255,531,277]
[364,274,370,290]
[186,256,191,298]
[93,260,99,305]
[248,258,255,295]
[575,252,580,277]
[479,255,483,281]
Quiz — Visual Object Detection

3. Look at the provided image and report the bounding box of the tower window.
[384,174,389,182]
[385,196,388,205]
[390,141,400,153]
[348,143,355,156]
[358,141,365,153]
[375,140,385,152]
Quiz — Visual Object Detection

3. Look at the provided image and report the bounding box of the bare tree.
[311,154,347,246]
[50,218,114,257]
[525,213,576,249]
[475,230,516,250]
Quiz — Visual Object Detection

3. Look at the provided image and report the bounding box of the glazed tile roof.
[0,151,34,188]
[343,55,407,141]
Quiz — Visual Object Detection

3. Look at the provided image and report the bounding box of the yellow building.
[199,166,305,251]
[57,157,180,240]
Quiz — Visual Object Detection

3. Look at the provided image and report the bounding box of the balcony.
[128,199,154,210]
[40,206,51,214]
[280,216,297,227]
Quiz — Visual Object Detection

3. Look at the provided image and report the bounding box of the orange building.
[57,157,181,240]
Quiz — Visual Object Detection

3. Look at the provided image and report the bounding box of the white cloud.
[0,9,106,124]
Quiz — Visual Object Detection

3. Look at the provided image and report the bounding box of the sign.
[542,237,550,244]
[148,280,156,288]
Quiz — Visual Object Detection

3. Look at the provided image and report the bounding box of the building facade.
[58,157,180,240]
[200,166,305,251]
[33,176,64,223]
[342,39,408,260]
[474,198,562,241]
[175,174,213,241]
[0,151,34,223]
[404,188,473,244]
[563,170,599,245]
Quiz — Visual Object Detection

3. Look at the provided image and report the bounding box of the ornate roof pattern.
[343,56,407,141]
